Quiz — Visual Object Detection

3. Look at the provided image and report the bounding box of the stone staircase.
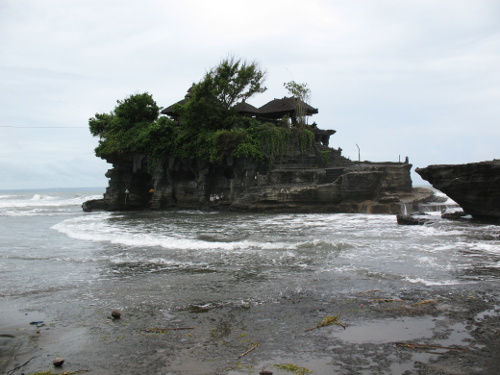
[324,168,345,183]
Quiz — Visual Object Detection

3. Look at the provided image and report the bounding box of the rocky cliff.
[416,160,500,221]
[84,129,432,214]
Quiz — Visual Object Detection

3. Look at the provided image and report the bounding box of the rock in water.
[396,214,433,225]
[81,198,107,212]
[111,309,121,319]
[416,160,500,221]
[53,358,65,367]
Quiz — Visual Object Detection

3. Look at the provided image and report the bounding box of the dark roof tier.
[161,86,194,117]
[161,94,318,120]
[232,101,260,115]
[258,97,318,119]
[161,98,188,116]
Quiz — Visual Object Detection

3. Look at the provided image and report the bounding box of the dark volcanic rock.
[53,358,65,367]
[82,199,108,212]
[441,211,469,221]
[83,135,425,214]
[396,214,433,225]
[416,160,500,220]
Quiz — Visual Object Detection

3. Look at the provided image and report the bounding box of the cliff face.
[416,160,500,220]
[84,133,423,214]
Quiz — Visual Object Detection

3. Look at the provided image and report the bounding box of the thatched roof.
[161,92,318,120]
[258,97,318,119]
[160,86,194,117]
[160,98,188,116]
[232,101,260,115]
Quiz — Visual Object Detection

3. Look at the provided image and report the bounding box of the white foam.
[0,194,16,199]
[0,193,102,216]
[404,276,464,286]
[30,194,57,201]
[46,209,500,285]
[52,215,296,252]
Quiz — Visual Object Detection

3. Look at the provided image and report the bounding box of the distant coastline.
[0,186,106,193]
[1,185,433,194]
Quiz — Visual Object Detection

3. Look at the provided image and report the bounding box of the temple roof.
[258,97,318,118]
[161,93,318,120]
[232,101,260,115]
[161,86,194,116]
[161,98,188,116]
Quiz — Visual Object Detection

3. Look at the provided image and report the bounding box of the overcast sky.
[1,0,499,190]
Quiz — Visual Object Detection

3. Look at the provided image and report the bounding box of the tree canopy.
[89,58,314,167]
[210,56,267,111]
[88,92,162,158]
[284,81,311,127]
[179,56,267,130]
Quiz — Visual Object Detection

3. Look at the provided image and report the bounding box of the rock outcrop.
[416,160,500,221]
[396,214,434,225]
[84,130,431,214]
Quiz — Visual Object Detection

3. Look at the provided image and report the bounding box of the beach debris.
[28,371,89,375]
[411,300,439,306]
[259,371,273,375]
[238,342,259,358]
[53,358,65,367]
[395,342,466,352]
[305,314,346,332]
[357,289,380,294]
[240,302,251,309]
[274,363,312,374]
[370,298,407,303]
[6,356,35,374]
[139,327,194,333]
[111,309,121,319]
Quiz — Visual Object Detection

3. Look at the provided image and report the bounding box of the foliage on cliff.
[89,92,161,157]
[88,58,314,166]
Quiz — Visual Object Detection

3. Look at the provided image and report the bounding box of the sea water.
[1,189,499,309]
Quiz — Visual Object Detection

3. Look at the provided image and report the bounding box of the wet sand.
[1,281,499,375]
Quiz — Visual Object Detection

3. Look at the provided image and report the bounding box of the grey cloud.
[1,0,499,189]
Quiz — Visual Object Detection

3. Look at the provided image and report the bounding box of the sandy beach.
[2,281,499,375]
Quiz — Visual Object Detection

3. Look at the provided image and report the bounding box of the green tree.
[283,81,311,127]
[87,61,315,169]
[89,92,161,158]
[180,57,267,130]
[211,56,267,110]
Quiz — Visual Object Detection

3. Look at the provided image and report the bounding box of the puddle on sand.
[474,305,500,322]
[334,317,436,343]
[228,318,446,375]
[436,321,472,347]
[390,352,434,374]
[168,357,220,374]
[0,302,49,331]
[227,356,335,375]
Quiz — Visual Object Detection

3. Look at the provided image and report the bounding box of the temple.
[83,91,430,214]
[161,89,334,146]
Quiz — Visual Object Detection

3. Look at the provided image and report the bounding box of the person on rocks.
[148,187,154,206]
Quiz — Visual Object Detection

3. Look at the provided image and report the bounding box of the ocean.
[1,188,499,374]
[1,189,499,300]
[0,190,500,303]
